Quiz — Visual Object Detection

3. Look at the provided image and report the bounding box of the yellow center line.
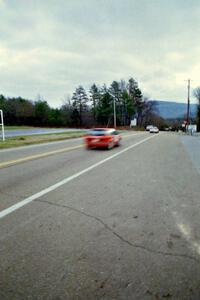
[0,145,83,169]
[0,132,145,169]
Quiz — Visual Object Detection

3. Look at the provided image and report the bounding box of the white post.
[0,110,5,141]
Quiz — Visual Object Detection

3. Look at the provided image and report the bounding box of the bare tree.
[193,87,200,131]
[141,98,158,127]
[193,87,200,105]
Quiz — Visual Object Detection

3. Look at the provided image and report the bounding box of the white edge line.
[0,134,156,219]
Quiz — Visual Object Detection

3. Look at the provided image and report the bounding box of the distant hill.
[153,100,198,120]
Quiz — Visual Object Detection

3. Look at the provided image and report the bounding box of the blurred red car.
[84,128,122,149]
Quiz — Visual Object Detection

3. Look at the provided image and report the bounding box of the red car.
[84,128,122,149]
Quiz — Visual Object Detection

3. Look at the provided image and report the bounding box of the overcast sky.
[0,0,200,107]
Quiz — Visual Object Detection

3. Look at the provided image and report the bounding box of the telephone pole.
[108,91,116,128]
[186,79,191,131]
[113,96,116,128]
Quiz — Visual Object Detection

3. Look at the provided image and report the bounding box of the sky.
[0,0,200,107]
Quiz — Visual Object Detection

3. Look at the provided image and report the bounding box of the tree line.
[0,77,163,128]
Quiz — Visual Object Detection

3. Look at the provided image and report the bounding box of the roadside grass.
[0,131,86,149]
[4,126,36,130]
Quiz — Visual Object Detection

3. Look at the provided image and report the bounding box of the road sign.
[188,124,197,132]
[130,119,137,127]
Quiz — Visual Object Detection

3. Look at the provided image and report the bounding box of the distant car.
[84,128,122,149]
[149,126,159,133]
[146,125,154,131]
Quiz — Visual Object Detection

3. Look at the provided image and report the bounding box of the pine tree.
[89,84,100,122]
[109,81,123,126]
[128,78,143,126]
[95,85,113,126]
[71,86,88,126]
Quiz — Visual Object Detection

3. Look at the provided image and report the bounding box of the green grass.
[4,126,36,130]
[0,131,86,149]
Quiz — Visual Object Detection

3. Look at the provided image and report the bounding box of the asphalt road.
[181,134,200,175]
[0,132,200,300]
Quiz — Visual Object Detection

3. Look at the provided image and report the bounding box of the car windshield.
[88,129,109,136]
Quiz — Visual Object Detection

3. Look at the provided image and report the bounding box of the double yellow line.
[0,132,144,169]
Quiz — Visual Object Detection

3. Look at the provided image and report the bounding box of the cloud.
[0,0,200,106]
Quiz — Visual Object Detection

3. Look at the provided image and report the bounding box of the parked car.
[146,125,154,131]
[84,128,121,149]
[149,126,159,133]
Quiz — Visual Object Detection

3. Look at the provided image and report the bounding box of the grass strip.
[0,131,86,149]
[4,126,36,130]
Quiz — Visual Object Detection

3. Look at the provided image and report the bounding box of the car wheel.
[116,140,121,147]
[107,141,114,150]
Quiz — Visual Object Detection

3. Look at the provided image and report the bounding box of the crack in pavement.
[36,199,200,264]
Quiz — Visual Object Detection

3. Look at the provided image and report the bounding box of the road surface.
[0,132,200,300]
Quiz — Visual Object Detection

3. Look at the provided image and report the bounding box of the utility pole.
[108,91,116,128]
[186,79,190,132]
[113,96,116,128]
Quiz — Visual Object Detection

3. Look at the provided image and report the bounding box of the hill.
[153,100,198,120]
